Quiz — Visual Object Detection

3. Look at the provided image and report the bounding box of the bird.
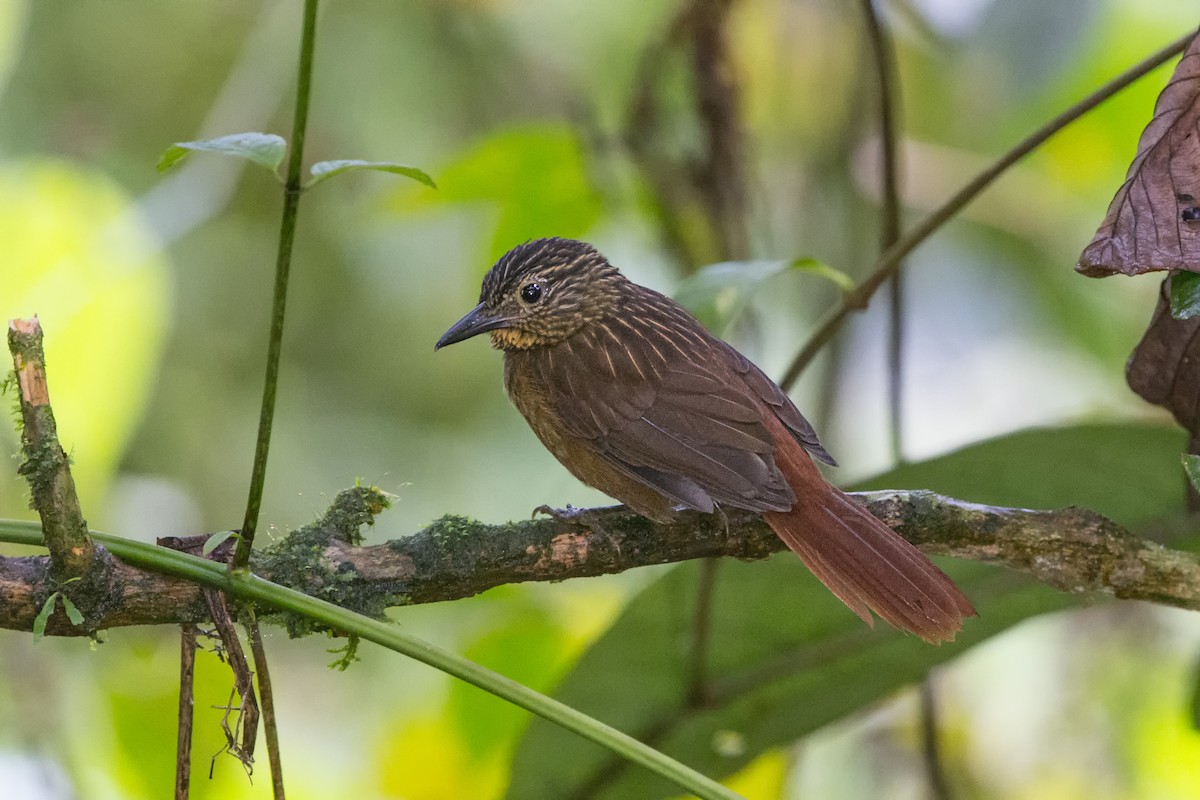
[436,237,975,642]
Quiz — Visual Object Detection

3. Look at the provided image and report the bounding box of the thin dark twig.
[175,624,197,800]
[623,0,748,269]
[779,29,1195,391]
[248,613,286,800]
[860,3,951,794]
[236,0,321,568]
[204,589,259,771]
[684,0,747,719]
[624,4,703,267]
[858,0,906,463]
[920,677,953,800]
[691,0,749,261]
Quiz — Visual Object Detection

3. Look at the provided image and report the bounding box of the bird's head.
[435,238,625,351]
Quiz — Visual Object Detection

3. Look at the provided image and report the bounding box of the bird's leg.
[532,504,625,559]
[712,503,731,540]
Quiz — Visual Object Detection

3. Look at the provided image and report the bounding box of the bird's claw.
[532,503,587,522]
[531,504,623,558]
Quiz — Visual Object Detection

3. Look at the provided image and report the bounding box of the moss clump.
[320,484,392,546]
[423,514,488,542]
[251,485,392,636]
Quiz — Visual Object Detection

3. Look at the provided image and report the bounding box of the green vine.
[0,518,741,800]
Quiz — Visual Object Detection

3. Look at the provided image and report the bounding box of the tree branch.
[7,317,98,580]
[0,487,1195,637]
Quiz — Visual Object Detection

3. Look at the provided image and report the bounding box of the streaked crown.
[479,238,625,349]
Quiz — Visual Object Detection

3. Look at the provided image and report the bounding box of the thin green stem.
[779,29,1194,392]
[0,521,740,800]
[236,0,320,568]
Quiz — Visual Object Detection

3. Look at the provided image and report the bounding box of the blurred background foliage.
[1,0,1199,798]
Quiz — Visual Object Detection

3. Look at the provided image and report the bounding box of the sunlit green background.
[2,0,1200,798]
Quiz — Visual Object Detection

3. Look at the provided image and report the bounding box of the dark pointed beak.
[435,303,511,350]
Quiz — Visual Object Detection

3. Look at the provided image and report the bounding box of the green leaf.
[307,160,435,189]
[392,123,601,263]
[156,132,287,174]
[60,595,84,626]
[448,605,568,760]
[789,257,854,292]
[674,261,784,334]
[675,259,850,336]
[32,592,58,642]
[1170,271,1200,320]
[856,423,1185,529]
[509,559,1061,799]
[201,529,238,556]
[506,423,1185,799]
[1183,454,1200,495]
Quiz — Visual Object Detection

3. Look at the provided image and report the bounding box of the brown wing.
[531,294,798,514]
[728,347,836,466]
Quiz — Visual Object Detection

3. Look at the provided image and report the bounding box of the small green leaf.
[202,529,238,556]
[675,258,851,335]
[60,595,84,627]
[307,160,436,189]
[1182,454,1200,494]
[156,132,287,174]
[1170,271,1200,319]
[675,261,785,334]
[790,257,855,292]
[32,592,58,642]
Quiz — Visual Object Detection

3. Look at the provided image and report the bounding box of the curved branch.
[0,487,1195,637]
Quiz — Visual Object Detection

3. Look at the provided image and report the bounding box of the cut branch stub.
[1078,32,1200,277]
[7,318,97,580]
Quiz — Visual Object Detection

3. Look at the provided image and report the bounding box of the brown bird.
[436,238,974,642]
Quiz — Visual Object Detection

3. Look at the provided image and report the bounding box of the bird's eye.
[520,283,543,304]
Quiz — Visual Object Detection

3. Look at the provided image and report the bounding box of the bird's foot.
[532,504,624,558]
[532,503,577,522]
[713,504,731,538]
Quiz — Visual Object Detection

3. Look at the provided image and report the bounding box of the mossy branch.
[7,318,102,584]
[0,486,1196,637]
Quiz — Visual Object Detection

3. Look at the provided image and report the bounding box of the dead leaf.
[1078,34,1200,277]
[1127,274,1200,433]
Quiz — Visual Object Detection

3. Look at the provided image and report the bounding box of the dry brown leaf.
[1127,275,1200,434]
[1078,34,1200,277]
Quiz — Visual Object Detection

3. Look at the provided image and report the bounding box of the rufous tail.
[760,416,976,644]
